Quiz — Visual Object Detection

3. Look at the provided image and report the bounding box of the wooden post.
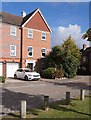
[66,91,70,105]
[44,95,49,111]
[80,89,85,100]
[20,100,26,118]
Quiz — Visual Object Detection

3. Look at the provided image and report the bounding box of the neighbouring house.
[0,8,52,78]
[81,29,91,75]
[78,44,91,75]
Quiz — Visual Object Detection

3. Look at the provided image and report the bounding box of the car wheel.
[14,74,17,79]
[25,76,28,81]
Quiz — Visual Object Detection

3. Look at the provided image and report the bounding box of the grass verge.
[2,95,91,119]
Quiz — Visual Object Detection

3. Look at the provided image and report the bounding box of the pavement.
[0,76,91,115]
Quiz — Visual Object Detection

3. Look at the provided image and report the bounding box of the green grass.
[3,95,91,119]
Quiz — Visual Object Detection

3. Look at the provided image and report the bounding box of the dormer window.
[10,26,16,36]
[42,32,46,40]
[28,29,33,38]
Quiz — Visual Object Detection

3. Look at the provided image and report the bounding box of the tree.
[61,36,81,78]
[45,36,81,78]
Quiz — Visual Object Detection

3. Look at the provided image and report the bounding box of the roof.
[1,11,23,26]
[1,8,52,32]
[80,46,91,53]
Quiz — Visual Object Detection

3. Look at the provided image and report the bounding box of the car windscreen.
[24,69,31,72]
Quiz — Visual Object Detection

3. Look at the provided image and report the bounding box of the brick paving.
[0,76,91,115]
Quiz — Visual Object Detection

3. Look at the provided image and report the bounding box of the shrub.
[0,76,5,83]
[43,67,56,79]
[54,68,64,78]
[43,67,64,79]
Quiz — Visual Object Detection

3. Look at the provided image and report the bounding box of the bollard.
[80,89,85,100]
[66,91,70,105]
[44,95,49,111]
[20,100,26,118]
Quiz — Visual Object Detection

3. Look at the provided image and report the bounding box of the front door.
[27,63,33,70]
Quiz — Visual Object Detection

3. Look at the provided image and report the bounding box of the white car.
[14,68,40,80]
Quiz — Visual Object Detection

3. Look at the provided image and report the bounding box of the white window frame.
[28,29,33,38]
[41,48,46,58]
[10,45,16,56]
[41,31,46,40]
[83,56,87,62]
[10,26,16,36]
[28,46,33,57]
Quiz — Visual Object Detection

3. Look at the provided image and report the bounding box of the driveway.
[1,76,91,114]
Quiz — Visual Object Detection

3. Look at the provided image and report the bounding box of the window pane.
[11,51,15,55]
[42,53,45,57]
[28,47,32,51]
[29,29,32,33]
[11,46,15,50]
[29,52,32,56]
[42,48,46,53]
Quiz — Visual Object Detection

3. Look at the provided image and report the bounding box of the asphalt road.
[1,76,91,114]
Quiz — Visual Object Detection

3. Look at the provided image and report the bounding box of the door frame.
[26,60,36,70]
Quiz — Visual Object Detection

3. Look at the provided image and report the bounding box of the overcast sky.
[2,2,90,49]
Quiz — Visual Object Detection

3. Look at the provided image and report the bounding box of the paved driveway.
[1,76,91,114]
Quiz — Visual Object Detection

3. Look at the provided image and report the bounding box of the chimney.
[21,11,26,17]
[83,44,86,50]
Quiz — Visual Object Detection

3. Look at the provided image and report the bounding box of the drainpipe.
[20,27,22,68]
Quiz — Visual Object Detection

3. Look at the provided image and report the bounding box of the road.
[0,76,91,114]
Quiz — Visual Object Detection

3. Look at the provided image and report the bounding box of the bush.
[0,76,5,83]
[54,68,64,78]
[43,67,56,79]
[43,67,64,79]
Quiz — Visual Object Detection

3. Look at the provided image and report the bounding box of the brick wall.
[22,27,50,61]
[2,23,21,61]
[25,12,50,32]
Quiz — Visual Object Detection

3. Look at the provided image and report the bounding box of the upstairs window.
[42,32,46,40]
[83,56,87,62]
[41,48,46,58]
[10,26,16,36]
[28,46,33,57]
[28,29,33,38]
[10,45,16,56]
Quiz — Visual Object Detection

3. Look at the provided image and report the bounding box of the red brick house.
[0,8,52,78]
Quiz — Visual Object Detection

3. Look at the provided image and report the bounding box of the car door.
[17,69,23,79]
[20,70,25,79]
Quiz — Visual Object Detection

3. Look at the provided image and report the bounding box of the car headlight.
[28,74,32,76]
